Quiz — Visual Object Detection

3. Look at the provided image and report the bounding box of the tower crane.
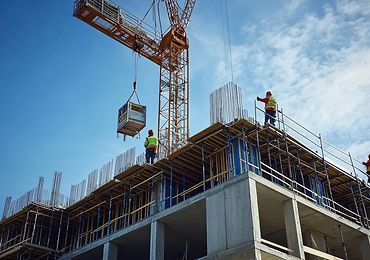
[73,0,196,158]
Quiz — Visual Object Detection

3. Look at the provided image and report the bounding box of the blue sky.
[1,0,369,216]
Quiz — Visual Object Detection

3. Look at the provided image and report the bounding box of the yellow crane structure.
[73,0,196,158]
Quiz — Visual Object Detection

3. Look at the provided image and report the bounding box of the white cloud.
[285,0,306,15]
[192,0,370,162]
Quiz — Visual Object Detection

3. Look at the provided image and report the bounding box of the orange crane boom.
[73,0,196,157]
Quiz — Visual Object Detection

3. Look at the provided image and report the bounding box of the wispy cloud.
[192,0,370,163]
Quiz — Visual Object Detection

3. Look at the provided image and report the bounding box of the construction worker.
[257,91,277,126]
[362,154,370,183]
[144,129,158,164]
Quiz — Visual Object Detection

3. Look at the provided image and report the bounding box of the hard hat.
[266,91,272,96]
[148,129,154,135]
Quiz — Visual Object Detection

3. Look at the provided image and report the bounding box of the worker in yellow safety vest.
[363,154,370,184]
[144,129,158,164]
[257,91,277,126]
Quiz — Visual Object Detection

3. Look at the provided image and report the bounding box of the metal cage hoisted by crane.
[117,81,146,137]
[117,101,146,137]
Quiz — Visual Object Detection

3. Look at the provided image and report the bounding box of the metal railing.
[255,103,368,181]
[254,103,368,226]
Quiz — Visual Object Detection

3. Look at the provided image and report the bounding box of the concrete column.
[206,177,261,255]
[224,178,261,247]
[206,190,227,254]
[304,230,326,260]
[150,220,165,260]
[284,198,305,259]
[360,235,370,260]
[103,241,118,260]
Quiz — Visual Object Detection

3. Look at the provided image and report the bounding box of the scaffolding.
[0,105,369,259]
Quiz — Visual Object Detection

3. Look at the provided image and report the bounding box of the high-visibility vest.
[145,136,158,149]
[266,96,277,110]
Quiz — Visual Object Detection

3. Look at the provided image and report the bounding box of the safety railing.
[254,103,367,226]
[255,103,368,182]
[74,0,161,43]
[259,160,362,224]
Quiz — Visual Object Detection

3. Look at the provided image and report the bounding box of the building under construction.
[1,0,369,258]
[1,88,369,259]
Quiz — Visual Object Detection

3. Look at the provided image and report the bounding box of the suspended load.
[117,81,146,137]
[117,101,146,136]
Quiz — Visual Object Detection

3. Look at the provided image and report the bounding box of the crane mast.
[73,0,196,157]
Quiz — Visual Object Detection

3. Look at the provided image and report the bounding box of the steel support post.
[281,109,293,180]
[296,149,307,196]
[170,161,173,207]
[226,128,233,179]
[76,213,82,248]
[319,134,335,209]
[31,208,39,244]
[266,130,272,174]
[202,142,206,190]
[312,160,321,205]
[349,184,361,226]
[22,210,30,241]
[108,194,113,234]
[56,210,63,250]
[97,205,101,240]
[349,152,369,227]
[241,125,249,174]
[64,214,70,250]
[254,100,262,175]
[47,208,55,248]
[338,225,348,260]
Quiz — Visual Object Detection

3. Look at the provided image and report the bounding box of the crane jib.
[73,0,196,157]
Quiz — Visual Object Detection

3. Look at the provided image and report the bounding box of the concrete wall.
[204,176,261,259]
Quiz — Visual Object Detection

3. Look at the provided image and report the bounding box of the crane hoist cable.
[157,0,163,36]
[120,52,143,141]
[126,52,141,105]
[138,0,156,27]
[219,0,234,83]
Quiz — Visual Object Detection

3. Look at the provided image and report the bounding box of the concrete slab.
[198,242,257,260]
[298,200,365,259]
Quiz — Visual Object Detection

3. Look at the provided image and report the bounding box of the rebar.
[210,81,245,125]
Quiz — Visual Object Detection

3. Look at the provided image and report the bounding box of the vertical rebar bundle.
[36,177,44,203]
[114,147,136,176]
[69,180,87,205]
[1,197,12,220]
[136,152,146,165]
[86,170,99,196]
[99,160,114,187]
[50,171,62,207]
[210,81,245,125]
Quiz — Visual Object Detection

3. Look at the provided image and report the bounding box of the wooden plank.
[188,122,224,143]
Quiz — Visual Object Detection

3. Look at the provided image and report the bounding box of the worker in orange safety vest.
[144,129,158,164]
[257,91,277,126]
